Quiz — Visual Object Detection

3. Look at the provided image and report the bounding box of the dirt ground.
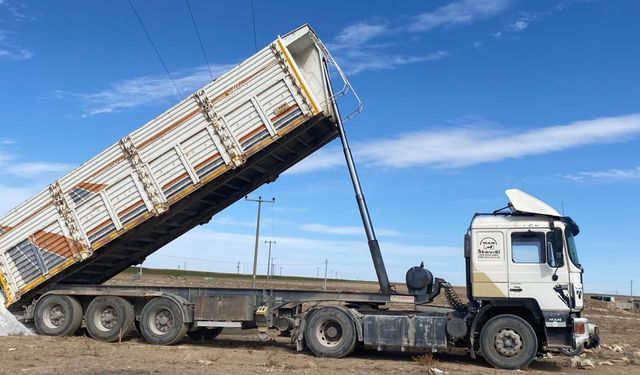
[0,272,638,375]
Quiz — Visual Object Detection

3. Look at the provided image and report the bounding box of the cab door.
[507,229,571,313]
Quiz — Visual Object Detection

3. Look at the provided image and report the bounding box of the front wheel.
[304,306,357,358]
[559,345,584,356]
[480,314,538,370]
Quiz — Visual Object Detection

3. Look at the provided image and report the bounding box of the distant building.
[590,295,615,302]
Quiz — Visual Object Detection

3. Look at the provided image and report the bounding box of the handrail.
[310,33,363,121]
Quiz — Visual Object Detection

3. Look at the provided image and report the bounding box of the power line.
[127,0,183,98]
[250,0,258,52]
[184,0,214,81]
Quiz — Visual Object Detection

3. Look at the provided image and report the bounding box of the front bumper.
[573,318,600,349]
[584,323,600,349]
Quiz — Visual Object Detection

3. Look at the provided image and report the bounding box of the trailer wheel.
[187,327,223,341]
[480,314,538,370]
[34,295,83,337]
[304,307,357,358]
[85,296,135,342]
[139,297,188,345]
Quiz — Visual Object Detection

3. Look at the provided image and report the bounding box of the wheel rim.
[94,305,118,331]
[314,318,344,348]
[494,328,524,357]
[149,308,174,335]
[42,303,65,329]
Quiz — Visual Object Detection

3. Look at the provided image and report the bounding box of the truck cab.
[465,189,598,368]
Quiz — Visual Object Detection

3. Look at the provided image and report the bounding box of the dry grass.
[412,353,440,368]
[264,348,278,367]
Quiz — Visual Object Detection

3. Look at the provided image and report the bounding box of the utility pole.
[184,261,187,272]
[279,266,282,276]
[246,196,275,289]
[316,266,320,278]
[237,261,240,274]
[323,259,328,290]
[270,258,276,277]
[265,240,276,282]
[632,280,634,299]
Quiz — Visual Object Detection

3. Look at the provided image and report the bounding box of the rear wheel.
[139,297,188,345]
[304,306,357,358]
[85,296,135,342]
[480,314,538,370]
[34,295,83,336]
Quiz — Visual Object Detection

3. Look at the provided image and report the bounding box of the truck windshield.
[565,230,581,268]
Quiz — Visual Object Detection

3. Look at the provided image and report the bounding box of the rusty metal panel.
[194,295,255,321]
[362,315,447,350]
[0,25,343,307]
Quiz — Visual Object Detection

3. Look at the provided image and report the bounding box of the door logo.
[478,237,501,260]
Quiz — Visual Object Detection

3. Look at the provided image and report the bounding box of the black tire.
[34,295,83,336]
[480,314,538,370]
[559,344,584,356]
[139,297,189,345]
[85,296,135,342]
[304,306,357,358]
[187,327,223,341]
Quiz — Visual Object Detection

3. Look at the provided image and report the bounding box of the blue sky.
[0,0,639,294]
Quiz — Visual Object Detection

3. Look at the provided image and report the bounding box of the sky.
[0,0,638,294]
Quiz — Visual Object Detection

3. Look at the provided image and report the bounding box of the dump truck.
[0,25,599,369]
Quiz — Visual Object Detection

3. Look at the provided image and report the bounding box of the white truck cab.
[464,189,598,367]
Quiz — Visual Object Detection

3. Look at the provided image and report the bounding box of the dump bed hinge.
[48,181,91,260]
[193,90,245,169]
[119,136,168,216]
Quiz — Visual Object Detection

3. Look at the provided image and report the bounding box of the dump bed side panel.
[0,25,336,307]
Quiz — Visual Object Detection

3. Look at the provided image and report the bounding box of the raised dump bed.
[0,25,353,308]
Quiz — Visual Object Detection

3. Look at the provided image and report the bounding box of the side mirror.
[546,229,564,268]
[464,234,471,259]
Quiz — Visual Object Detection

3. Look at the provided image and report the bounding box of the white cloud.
[328,21,451,75]
[290,113,640,173]
[0,141,72,180]
[339,49,450,75]
[298,223,400,237]
[0,185,37,216]
[54,64,234,116]
[494,1,589,39]
[327,0,513,75]
[0,30,32,60]
[331,22,390,50]
[2,161,73,177]
[511,20,528,31]
[408,0,513,32]
[0,47,31,59]
[564,167,640,182]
